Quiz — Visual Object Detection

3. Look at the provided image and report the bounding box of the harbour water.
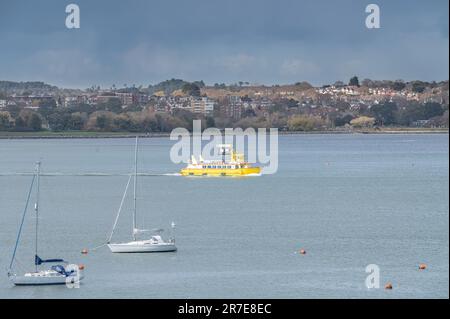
[0,134,448,298]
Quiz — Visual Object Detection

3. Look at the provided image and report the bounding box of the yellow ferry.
[180,144,261,176]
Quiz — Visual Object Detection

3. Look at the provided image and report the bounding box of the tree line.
[0,97,448,132]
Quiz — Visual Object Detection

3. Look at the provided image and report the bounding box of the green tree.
[140,111,159,132]
[69,103,96,114]
[27,112,42,131]
[96,115,109,130]
[98,97,122,113]
[370,102,398,125]
[287,115,325,131]
[48,111,71,131]
[333,114,354,127]
[422,102,444,119]
[350,116,375,128]
[349,76,360,87]
[397,102,444,125]
[67,113,87,130]
[114,113,136,131]
[5,105,21,118]
[15,110,42,131]
[86,111,116,131]
[181,83,201,97]
[411,81,427,93]
[14,116,26,130]
[38,98,57,119]
[0,111,13,130]
[392,81,406,91]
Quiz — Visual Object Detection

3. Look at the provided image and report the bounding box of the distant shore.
[0,128,448,139]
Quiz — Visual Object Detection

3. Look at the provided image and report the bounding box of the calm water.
[0,134,448,298]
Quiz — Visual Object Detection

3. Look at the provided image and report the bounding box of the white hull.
[108,240,177,253]
[9,270,83,286]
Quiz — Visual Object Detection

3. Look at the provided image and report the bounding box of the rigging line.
[90,243,107,251]
[9,174,36,271]
[107,174,133,244]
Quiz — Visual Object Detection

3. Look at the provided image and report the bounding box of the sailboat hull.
[108,241,177,253]
[9,271,84,286]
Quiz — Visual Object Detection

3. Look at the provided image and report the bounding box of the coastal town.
[0,77,448,133]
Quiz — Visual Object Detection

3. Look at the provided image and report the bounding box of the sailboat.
[8,162,84,286]
[107,137,177,253]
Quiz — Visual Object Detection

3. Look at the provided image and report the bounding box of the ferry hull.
[180,166,261,176]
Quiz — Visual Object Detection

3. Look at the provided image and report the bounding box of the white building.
[191,97,215,115]
[64,96,78,108]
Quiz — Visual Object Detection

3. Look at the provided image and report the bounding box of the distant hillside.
[0,81,58,95]
[147,79,205,95]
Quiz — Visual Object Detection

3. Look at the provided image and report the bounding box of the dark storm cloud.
[0,0,448,88]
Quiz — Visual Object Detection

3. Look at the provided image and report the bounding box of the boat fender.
[419,263,427,270]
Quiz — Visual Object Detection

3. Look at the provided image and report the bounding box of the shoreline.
[0,128,448,139]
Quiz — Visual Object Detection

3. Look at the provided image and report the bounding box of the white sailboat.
[8,162,84,286]
[107,137,177,253]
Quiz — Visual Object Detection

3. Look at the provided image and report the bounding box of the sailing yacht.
[107,137,177,253]
[8,162,84,286]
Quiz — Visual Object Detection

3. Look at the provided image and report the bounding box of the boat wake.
[1,172,260,177]
[245,173,262,177]
[162,173,182,176]
[0,172,178,177]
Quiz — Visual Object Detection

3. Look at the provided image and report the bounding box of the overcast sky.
[0,0,448,88]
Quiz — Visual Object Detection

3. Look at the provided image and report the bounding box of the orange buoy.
[78,264,85,270]
[419,263,427,270]
[299,249,306,255]
[81,249,88,255]
[385,282,393,290]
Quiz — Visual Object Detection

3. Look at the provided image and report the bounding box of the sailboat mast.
[35,161,40,272]
[8,172,36,272]
[133,136,138,240]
